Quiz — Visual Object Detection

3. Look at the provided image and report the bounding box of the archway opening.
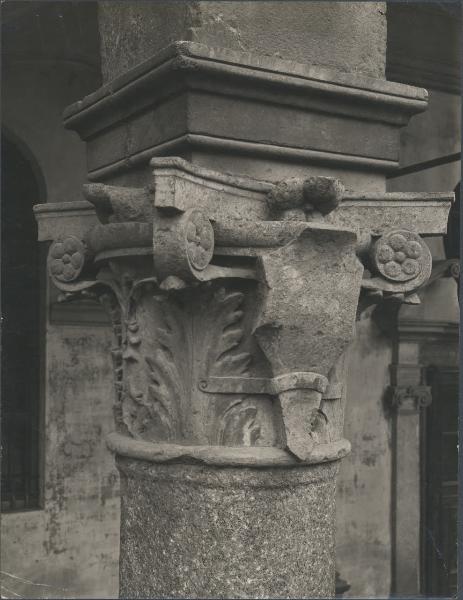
[1,134,43,511]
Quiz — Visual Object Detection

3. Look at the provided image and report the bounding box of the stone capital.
[36,157,452,467]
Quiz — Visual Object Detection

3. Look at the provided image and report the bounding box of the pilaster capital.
[388,385,432,413]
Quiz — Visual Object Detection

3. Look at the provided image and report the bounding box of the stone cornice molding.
[61,42,429,180]
[84,135,399,182]
[36,157,453,239]
[64,42,428,125]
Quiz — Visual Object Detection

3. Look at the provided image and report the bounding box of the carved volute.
[37,157,453,466]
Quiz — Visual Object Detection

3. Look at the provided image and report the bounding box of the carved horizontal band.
[107,432,351,468]
[116,456,340,487]
[85,135,402,181]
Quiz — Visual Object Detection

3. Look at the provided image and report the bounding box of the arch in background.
[1,129,45,511]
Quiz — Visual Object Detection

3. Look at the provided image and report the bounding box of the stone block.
[63,43,428,186]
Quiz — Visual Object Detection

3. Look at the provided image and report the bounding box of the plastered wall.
[336,313,393,596]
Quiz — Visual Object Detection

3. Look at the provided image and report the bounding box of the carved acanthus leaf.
[218,400,261,446]
[207,289,251,376]
[119,285,255,443]
[205,289,260,446]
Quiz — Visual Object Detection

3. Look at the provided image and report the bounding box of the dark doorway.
[422,366,458,596]
[1,134,43,511]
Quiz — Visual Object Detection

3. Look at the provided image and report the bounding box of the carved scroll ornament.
[40,157,453,467]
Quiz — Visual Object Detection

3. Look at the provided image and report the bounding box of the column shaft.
[119,459,338,598]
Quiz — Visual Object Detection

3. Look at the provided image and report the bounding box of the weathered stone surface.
[98,1,197,82]
[118,457,338,599]
[192,2,387,77]
[267,175,344,219]
[256,226,362,375]
[82,183,153,223]
[98,2,387,82]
